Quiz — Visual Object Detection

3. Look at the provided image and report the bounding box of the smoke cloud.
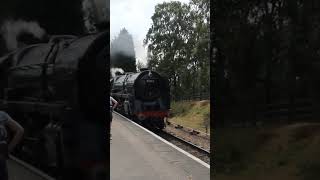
[1,19,46,51]
[0,0,109,52]
[111,67,124,78]
[111,28,136,57]
[82,0,97,33]
[82,0,109,33]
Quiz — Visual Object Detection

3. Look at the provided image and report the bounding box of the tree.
[111,28,136,72]
[213,0,285,126]
[213,0,320,126]
[189,0,210,94]
[144,0,210,100]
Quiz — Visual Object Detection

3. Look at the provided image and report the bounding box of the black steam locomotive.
[0,32,108,179]
[111,69,170,130]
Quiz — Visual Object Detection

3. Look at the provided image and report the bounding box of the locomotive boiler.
[111,69,170,130]
[0,32,108,179]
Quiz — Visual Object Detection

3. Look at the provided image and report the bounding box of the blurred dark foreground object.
[0,30,109,180]
[59,111,108,180]
[0,142,8,160]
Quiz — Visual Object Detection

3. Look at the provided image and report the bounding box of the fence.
[255,98,313,122]
[172,92,210,102]
[213,97,320,127]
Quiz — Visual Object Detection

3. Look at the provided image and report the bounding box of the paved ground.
[8,158,51,180]
[110,113,210,180]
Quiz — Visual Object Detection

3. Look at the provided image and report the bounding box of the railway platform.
[111,112,210,180]
[8,156,55,180]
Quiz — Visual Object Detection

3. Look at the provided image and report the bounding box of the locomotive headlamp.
[137,113,146,121]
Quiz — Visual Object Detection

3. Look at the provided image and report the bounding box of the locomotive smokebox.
[140,68,149,72]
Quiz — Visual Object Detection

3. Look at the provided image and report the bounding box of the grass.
[213,127,261,175]
[168,100,210,133]
[214,123,320,180]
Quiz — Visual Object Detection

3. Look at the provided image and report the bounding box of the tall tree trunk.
[287,1,298,123]
[287,57,296,123]
[213,47,226,128]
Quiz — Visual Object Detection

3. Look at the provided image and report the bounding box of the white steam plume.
[111,68,124,78]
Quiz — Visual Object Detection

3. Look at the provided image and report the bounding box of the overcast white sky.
[110,0,190,66]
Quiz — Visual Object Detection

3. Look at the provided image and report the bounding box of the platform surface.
[8,159,51,180]
[110,113,210,180]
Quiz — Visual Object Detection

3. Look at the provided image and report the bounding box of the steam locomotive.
[0,32,108,179]
[111,69,170,130]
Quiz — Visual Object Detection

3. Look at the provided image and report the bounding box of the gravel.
[164,123,210,151]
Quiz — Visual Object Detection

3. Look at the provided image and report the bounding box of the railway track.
[155,131,210,164]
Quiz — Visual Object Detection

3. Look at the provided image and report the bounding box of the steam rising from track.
[1,20,46,51]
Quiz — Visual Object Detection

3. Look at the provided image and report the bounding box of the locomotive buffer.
[110,112,210,180]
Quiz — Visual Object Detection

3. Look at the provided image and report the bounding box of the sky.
[110,0,190,66]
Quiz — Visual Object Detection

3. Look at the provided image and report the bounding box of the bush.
[171,101,192,116]
[214,143,246,174]
[214,128,259,174]
[297,160,320,180]
[203,111,210,133]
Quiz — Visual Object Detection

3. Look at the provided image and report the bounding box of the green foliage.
[215,123,320,179]
[203,111,210,133]
[214,0,320,125]
[169,100,210,132]
[297,159,320,180]
[214,127,259,174]
[111,28,136,72]
[144,0,209,100]
[170,101,191,116]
